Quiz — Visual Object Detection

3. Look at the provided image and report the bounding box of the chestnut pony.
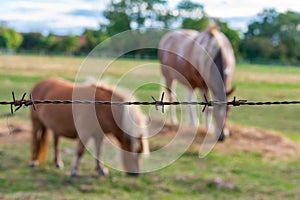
[29,78,149,176]
[158,25,235,141]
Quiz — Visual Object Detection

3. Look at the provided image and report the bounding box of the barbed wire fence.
[1,91,300,115]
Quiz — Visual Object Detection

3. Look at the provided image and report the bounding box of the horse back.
[31,78,125,139]
[158,29,207,89]
[30,78,77,138]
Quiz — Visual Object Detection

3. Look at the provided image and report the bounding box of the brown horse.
[29,78,149,176]
[158,25,235,141]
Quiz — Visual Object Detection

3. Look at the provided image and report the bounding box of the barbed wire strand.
[1,91,300,115]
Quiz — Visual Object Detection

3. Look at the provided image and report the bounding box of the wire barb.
[14,92,27,112]
[229,96,247,106]
[202,94,213,112]
[151,92,165,113]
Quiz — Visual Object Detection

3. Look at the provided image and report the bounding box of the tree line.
[0,0,300,64]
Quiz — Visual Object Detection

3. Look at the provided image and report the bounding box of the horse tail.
[37,128,49,165]
[30,108,49,166]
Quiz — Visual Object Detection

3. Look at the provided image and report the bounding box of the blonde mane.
[207,22,223,49]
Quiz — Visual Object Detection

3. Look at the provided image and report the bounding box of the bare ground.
[1,120,300,160]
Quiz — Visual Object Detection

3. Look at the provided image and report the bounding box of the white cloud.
[169,0,300,31]
[201,0,300,18]
[0,0,107,34]
[0,0,299,34]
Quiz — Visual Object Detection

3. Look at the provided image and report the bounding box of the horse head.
[120,134,149,176]
[120,105,149,176]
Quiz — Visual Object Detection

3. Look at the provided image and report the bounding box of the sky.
[0,0,300,35]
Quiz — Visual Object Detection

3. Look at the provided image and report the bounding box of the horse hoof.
[218,132,225,142]
[70,173,77,178]
[28,163,36,168]
[28,161,39,168]
[97,170,105,177]
[55,163,64,169]
[126,172,139,176]
[96,167,108,177]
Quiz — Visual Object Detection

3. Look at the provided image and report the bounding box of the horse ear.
[226,86,236,97]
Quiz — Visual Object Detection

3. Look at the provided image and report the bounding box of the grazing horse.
[29,78,149,176]
[158,25,235,141]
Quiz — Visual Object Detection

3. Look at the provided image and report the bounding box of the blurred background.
[1,1,300,199]
[0,0,300,64]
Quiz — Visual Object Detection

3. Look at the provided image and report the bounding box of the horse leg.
[29,125,40,167]
[213,107,226,142]
[70,138,88,177]
[163,77,177,124]
[201,89,225,141]
[185,88,198,127]
[222,105,230,138]
[93,133,106,176]
[53,134,64,169]
[201,89,211,131]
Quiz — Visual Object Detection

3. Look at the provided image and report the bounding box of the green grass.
[1,54,300,199]
[1,139,300,199]
[230,65,300,141]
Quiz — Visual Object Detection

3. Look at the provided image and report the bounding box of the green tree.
[80,28,108,53]
[177,0,207,30]
[216,20,241,56]
[242,9,300,62]
[54,35,79,55]
[19,32,45,50]
[103,7,131,36]
[103,0,172,36]
[181,17,209,30]
[177,0,204,18]
[277,11,300,60]
[0,26,22,50]
[240,37,274,59]
[245,9,278,39]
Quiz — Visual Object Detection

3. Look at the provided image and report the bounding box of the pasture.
[1,54,300,199]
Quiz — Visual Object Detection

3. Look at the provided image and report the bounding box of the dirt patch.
[0,123,31,143]
[1,120,299,160]
[216,123,300,160]
[151,119,300,160]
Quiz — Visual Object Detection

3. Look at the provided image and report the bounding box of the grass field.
[1,54,300,199]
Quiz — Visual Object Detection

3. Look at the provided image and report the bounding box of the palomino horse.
[29,78,149,176]
[158,25,235,141]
